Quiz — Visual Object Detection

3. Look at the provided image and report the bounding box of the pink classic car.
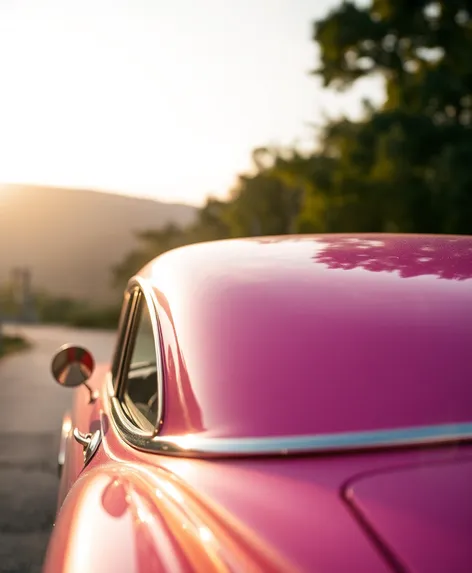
[43,234,472,573]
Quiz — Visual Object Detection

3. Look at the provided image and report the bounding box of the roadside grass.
[0,335,31,359]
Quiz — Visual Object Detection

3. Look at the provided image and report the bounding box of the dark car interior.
[122,362,159,429]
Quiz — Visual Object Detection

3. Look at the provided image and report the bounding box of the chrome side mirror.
[51,344,98,403]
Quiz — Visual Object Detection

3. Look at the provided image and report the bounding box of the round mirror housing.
[52,344,95,387]
[51,345,98,402]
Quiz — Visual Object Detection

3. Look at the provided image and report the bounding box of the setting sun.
[0,0,382,206]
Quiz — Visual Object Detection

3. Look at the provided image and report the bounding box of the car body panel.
[56,364,108,510]
[46,392,472,572]
[143,234,472,440]
[347,457,472,573]
[43,234,472,572]
[47,403,390,573]
[153,445,472,573]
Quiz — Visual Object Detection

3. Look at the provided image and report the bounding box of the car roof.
[138,234,472,441]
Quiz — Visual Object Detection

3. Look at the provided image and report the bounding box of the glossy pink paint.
[348,458,472,572]
[144,234,472,438]
[43,235,472,573]
[45,402,472,572]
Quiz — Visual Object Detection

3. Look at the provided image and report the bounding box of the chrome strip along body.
[109,392,472,458]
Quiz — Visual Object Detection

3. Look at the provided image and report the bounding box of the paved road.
[0,325,116,573]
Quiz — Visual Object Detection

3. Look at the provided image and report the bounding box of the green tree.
[225,148,310,236]
[315,0,472,122]
[298,0,472,234]
[112,0,472,291]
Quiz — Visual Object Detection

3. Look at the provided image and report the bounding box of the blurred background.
[2,0,471,331]
[0,0,472,571]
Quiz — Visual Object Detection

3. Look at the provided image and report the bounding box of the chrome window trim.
[110,396,160,448]
[110,290,130,384]
[111,288,139,391]
[108,386,472,458]
[111,276,165,438]
[114,288,142,396]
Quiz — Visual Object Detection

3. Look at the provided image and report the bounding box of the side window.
[120,293,159,431]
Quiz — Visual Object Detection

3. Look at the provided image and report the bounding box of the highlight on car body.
[43,234,472,573]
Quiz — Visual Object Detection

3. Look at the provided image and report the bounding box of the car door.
[56,287,140,509]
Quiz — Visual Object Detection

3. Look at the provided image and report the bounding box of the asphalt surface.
[0,325,116,573]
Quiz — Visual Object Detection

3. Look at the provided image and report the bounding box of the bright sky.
[0,0,382,206]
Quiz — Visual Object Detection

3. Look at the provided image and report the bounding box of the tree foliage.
[113,0,472,289]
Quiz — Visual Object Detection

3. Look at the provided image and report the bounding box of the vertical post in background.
[23,267,32,322]
[12,268,21,323]
[0,276,3,353]
[15,266,36,324]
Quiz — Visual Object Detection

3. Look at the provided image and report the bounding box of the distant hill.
[0,185,197,303]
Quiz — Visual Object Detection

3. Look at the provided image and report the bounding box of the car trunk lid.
[346,456,472,572]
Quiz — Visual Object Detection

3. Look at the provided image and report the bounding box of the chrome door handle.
[73,428,92,447]
[73,428,102,465]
